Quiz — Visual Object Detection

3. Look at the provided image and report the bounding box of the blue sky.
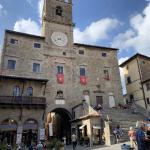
[0,0,150,58]
[0,0,150,93]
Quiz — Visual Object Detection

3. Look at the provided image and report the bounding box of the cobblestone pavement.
[66,142,130,150]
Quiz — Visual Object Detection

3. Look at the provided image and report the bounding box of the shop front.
[92,125,101,145]
[22,119,38,146]
[0,119,17,146]
[71,114,102,147]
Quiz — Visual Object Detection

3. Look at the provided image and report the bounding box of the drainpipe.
[43,82,47,96]
[19,80,25,121]
[136,57,147,111]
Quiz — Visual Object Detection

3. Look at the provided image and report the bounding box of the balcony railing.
[0,96,46,108]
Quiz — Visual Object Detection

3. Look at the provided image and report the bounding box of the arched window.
[56,6,63,16]
[56,90,63,99]
[13,86,21,96]
[1,119,17,125]
[27,87,33,96]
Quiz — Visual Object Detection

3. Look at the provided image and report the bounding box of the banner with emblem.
[57,74,64,84]
[80,76,87,85]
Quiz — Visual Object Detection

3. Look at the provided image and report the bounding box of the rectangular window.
[34,43,41,48]
[126,65,129,70]
[10,38,18,44]
[57,66,63,74]
[96,96,103,106]
[102,52,107,57]
[104,70,109,79]
[33,63,40,73]
[146,82,150,91]
[147,98,150,104]
[80,67,86,76]
[127,76,131,84]
[7,60,16,70]
[79,50,84,55]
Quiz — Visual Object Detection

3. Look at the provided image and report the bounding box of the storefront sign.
[16,133,22,144]
[49,123,53,137]
[40,129,45,140]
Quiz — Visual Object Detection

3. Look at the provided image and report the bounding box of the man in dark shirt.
[136,123,150,150]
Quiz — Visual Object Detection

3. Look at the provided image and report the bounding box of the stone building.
[120,53,150,115]
[143,78,150,110]
[0,0,123,145]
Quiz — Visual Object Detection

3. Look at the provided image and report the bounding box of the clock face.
[51,32,68,47]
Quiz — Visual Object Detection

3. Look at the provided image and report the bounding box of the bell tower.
[42,0,73,48]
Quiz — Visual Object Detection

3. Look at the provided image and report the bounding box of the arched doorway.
[22,119,38,146]
[0,119,17,145]
[46,108,72,144]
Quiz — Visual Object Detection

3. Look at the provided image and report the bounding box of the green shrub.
[55,140,62,150]
[0,139,8,150]
[46,139,64,150]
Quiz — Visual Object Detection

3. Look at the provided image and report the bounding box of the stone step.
[104,108,145,145]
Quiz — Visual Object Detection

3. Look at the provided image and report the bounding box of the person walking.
[113,125,123,143]
[71,133,77,150]
[136,123,150,150]
[128,127,136,149]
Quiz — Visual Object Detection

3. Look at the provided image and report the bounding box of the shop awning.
[93,125,101,129]
[79,125,86,129]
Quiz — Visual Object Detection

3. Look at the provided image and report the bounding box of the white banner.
[16,133,22,144]
[49,123,53,137]
[40,129,45,140]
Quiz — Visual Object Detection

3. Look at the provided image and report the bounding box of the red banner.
[80,76,87,85]
[57,74,64,84]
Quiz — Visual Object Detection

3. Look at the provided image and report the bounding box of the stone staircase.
[103,108,145,144]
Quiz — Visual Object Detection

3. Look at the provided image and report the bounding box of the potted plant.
[55,140,62,150]
[0,139,7,150]
[46,139,64,150]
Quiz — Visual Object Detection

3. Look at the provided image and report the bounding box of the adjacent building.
[120,53,150,115]
[0,0,123,145]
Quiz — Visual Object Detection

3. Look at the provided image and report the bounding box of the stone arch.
[1,118,18,126]
[52,107,72,119]
[0,118,18,145]
[23,118,38,130]
[45,107,72,143]
[22,118,39,146]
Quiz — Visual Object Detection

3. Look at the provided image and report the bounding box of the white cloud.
[112,3,150,56]
[118,57,129,95]
[25,0,44,23]
[14,18,41,35]
[38,0,44,21]
[74,18,120,44]
[0,3,7,16]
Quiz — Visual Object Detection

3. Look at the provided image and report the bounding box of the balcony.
[0,96,46,109]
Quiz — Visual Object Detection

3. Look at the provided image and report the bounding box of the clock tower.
[42,0,73,49]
